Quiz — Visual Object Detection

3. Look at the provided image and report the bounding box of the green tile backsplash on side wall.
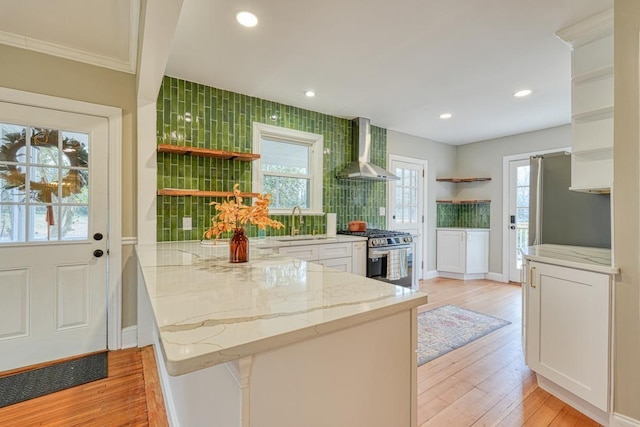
[437,203,491,228]
[156,76,388,241]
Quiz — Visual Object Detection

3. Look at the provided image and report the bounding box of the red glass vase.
[229,228,249,263]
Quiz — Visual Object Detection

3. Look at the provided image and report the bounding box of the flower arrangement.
[203,184,284,240]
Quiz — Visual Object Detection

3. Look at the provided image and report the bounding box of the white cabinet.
[274,241,367,276]
[436,229,489,280]
[352,241,367,276]
[557,9,613,193]
[522,260,612,421]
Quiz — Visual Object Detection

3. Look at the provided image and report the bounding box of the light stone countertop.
[522,244,619,275]
[436,227,490,231]
[248,233,366,248]
[136,241,427,376]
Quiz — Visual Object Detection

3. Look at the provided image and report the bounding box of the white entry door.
[508,159,530,282]
[388,155,426,282]
[0,102,108,371]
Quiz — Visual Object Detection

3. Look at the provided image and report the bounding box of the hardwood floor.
[0,278,600,426]
[0,346,167,426]
[416,277,601,426]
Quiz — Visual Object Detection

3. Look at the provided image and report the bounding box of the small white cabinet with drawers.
[274,240,366,276]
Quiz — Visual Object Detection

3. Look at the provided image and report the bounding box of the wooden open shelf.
[157,144,260,161]
[157,189,260,198]
[436,177,491,183]
[436,200,491,204]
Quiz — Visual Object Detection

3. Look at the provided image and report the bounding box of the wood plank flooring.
[0,278,600,426]
[416,277,601,426]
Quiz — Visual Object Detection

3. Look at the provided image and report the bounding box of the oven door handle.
[369,245,411,258]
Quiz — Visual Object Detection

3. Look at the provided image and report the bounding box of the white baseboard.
[423,270,439,280]
[121,325,138,349]
[438,271,485,281]
[612,413,640,427]
[485,272,508,283]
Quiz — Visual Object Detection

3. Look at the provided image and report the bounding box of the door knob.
[93,233,103,241]
[510,225,516,230]
[93,249,104,258]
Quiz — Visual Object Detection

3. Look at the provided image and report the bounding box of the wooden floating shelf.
[157,144,260,162]
[158,189,260,198]
[436,200,491,204]
[436,177,491,183]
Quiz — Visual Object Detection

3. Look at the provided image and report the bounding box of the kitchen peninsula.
[136,241,428,427]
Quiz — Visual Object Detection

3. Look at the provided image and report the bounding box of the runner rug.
[417,304,511,366]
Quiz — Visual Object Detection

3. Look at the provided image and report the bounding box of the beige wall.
[0,44,139,327]
[386,130,457,273]
[455,125,570,275]
[613,0,640,420]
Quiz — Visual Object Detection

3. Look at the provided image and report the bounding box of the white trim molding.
[0,87,124,351]
[122,236,138,246]
[556,7,613,48]
[0,0,139,73]
[121,326,138,349]
[611,413,640,427]
[485,272,507,283]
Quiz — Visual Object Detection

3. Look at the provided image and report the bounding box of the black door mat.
[0,352,108,408]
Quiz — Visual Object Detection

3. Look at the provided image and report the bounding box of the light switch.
[182,217,192,230]
[379,207,386,216]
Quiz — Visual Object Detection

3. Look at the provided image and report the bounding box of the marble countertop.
[522,244,619,275]
[136,241,428,376]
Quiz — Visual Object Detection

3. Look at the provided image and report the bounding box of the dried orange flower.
[203,184,284,240]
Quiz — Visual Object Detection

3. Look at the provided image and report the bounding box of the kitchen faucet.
[290,206,303,236]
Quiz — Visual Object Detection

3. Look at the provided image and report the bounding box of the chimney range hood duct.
[337,117,400,181]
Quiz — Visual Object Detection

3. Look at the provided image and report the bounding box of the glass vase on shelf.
[229,227,249,263]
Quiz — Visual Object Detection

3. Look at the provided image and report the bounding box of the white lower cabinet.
[274,241,367,276]
[523,260,612,420]
[436,229,489,280]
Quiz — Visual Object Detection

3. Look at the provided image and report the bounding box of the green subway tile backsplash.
[437,203,490,228]
[156,76,387,241]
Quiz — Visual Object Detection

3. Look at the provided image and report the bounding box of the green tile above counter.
[156,76,388,241]
[437,202,490,229]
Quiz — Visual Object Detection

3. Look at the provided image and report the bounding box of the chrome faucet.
[290,206,303,236]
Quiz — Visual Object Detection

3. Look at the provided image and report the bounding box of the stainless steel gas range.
[338,229,413,287]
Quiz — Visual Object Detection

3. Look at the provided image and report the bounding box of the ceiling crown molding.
[0,0,139,74]
[556,8,613,48]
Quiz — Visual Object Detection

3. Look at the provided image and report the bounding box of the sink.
[275,235,333,242]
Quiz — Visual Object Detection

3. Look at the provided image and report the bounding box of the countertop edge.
[164,293,428,376]
[522,244,619,275]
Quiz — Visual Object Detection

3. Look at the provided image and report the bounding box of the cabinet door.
[436,230,465,273]
[319,257,352,273]
[276,245,319,261]
[465,231,489,274]
[526,261,611,411]
[352,241,367,276]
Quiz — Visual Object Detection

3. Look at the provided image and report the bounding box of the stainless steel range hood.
[337,117,400,181]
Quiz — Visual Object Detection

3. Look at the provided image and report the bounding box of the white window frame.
[252,122,323,215]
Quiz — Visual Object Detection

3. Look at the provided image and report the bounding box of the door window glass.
[515,165,530,268]
[0,124,90,243]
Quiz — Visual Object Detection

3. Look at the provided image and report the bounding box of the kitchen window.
[252,122,323,214]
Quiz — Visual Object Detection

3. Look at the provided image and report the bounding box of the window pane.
[517,165,530,186]
[517,207,529,224]
[30,205,58,241]
[60,205,88,241]
[262,139,308,174]
[517,187,529,208]
[0,204,25,243]
[60,169,88,203]
[264,176,309,209]
[29,167,60,203]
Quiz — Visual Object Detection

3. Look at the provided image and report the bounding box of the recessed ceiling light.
[236,11,258,27]
[513,89,533,98]
[304,90,316,98]
[439,113,453,119]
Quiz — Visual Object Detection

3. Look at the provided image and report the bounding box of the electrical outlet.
[182,217,192,230]
[379,207,386,216]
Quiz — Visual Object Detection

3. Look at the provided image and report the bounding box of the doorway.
[388,154,427,284]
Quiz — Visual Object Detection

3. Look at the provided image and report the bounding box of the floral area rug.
[417,304,511,366]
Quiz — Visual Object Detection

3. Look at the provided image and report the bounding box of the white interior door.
[508,159,530,282]
[0,102,108,371]
[388,156,426,283]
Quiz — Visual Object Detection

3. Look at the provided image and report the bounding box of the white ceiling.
[166,0,612,145]
[0,0,613,145]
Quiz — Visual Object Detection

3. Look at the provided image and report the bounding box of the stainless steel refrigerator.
[528,152,611,248]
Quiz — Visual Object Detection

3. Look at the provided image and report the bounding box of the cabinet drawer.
[318,243,352,260]
[277,245,319,261]
[318,257,352,273]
